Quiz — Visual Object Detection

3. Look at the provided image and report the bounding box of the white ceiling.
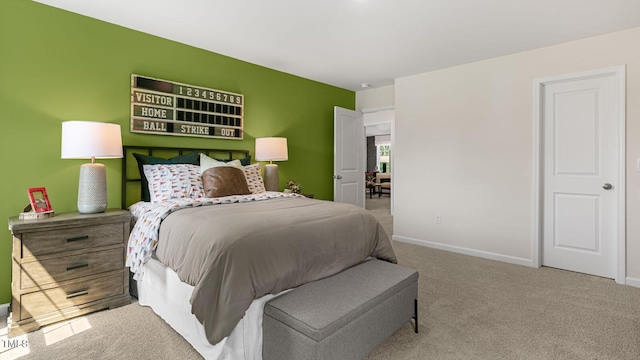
[35,0,640,91]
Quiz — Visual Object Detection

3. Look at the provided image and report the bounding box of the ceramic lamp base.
[77,162,107,214]
[263,164,279,192]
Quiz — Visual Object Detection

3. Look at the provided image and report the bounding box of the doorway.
[532,66,626,283]
[364,109,394,220]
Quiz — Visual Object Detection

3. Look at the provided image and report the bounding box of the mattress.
[129,195,396,344]
[137,257,283,360]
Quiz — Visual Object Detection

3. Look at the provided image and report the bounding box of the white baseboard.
[626,277,640,288]
[393,235,640,289]
[392,235,534,268]
[0,303,8,317]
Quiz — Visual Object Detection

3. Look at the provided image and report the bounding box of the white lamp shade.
[61,121,122,214]
[380,155,390,163]
[255,137,288,161]
[61,121,123,159]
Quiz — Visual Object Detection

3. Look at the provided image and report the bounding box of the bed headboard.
[121,145,251,209]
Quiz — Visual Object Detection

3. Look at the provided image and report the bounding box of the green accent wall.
[0,0,354,304]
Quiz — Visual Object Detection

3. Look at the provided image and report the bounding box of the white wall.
[363,110,394,127]
[387,26,640,283]
[356,85,394,110]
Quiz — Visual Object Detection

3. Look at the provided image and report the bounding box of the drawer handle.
[66,289,89,299]
[66,235,89,243]
[66,263,89,271]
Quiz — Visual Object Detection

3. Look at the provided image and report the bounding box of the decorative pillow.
[133,151,199,202]
[201,167,251,198]
[200,153,243,173]
[216,155,251,166]
[243,163,266,194]
[143,164,204,203]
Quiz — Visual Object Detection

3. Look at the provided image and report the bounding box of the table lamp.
[61,121,123,213]
[380,155,389,173]
[255,137,288,191]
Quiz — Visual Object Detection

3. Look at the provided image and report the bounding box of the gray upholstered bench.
[263,259,418,360]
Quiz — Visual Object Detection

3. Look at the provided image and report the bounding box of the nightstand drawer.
[21,223,124,259]
[19,272,124,320]
[20,248,125,289]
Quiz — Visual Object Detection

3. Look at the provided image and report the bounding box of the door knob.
[333,175,343,180]
[602,183,612,190]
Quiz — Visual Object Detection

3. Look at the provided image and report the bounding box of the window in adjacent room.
[377,144,390,173]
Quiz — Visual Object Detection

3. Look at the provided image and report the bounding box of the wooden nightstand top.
[9,209,130,233]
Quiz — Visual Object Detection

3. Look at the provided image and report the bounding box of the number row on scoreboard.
[176,86,242,105]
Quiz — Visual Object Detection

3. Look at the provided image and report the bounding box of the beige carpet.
[365,196,392,236]
[2,198,639,359]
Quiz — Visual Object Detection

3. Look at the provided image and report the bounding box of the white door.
[541,70,623,279]
[334,106,365,207]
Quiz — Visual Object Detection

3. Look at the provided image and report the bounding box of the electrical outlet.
[435,213,441,224]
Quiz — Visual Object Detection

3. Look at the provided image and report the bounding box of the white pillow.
[143,164,204,203]
[200,153,242,174]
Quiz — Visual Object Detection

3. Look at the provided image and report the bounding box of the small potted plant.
[285,179,302,194]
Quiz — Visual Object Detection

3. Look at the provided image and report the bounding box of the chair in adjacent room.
[376,173,391,197]
[365,172,376,199]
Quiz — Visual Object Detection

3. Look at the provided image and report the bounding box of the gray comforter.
[154,196,396,344]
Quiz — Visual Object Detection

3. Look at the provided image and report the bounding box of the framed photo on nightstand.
[27,187,53,213]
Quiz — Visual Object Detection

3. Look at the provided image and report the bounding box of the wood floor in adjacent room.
[2,197,639,359]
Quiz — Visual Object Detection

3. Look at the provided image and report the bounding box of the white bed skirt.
[137,258,281,360]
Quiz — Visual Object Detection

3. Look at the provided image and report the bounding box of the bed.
[121,145,396,359]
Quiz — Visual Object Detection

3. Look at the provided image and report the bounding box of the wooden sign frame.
[130,74,244,140]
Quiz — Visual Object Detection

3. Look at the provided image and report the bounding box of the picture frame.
[28,187,53,213]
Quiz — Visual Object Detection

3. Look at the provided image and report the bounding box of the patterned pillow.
[133,151,199,202]
[143,164,204,203]
[243,163,266,194]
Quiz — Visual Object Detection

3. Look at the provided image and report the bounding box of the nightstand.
[7,209,131,337]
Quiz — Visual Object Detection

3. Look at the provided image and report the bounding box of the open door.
[334,106,365,207]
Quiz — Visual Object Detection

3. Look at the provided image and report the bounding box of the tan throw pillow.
[202,167,251,198]
[199,153,243,174]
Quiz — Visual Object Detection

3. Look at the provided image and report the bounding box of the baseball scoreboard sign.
[130,74,244,139]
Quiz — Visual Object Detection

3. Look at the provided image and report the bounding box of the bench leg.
[413,299,419,333]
